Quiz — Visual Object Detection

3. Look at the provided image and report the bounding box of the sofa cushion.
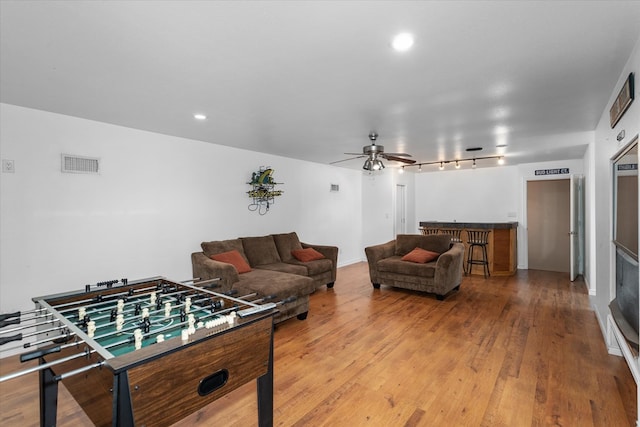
[236,269,316,298]
[395,234,452,257]
[272,232,303,262]
[288,258,333,276]
[241,235,281,266]
[377,256,436,278]
[291,248,325,262]
[256,262,308,276]
[201,239,248,261]
[401,247,439,264]
[210,250,252,274]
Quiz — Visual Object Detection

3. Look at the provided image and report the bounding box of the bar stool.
[439,229,462,243]
[465,230,491,278]
[420,227,440,235]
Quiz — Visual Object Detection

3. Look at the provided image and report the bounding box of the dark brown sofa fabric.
[365,234,464,300]
[192,232,338,324]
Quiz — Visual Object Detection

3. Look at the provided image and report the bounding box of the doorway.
[527,179,570,273]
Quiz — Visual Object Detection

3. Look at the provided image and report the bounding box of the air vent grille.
[330,184,339,192]
[61,154,100,174]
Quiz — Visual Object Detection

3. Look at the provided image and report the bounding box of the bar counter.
[419,221,518,276]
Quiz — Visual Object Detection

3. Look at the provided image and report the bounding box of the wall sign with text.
[534,168,570,176]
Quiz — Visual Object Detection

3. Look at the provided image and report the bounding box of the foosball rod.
[51,284,170,311]
[94,291,263,347]
[0,315,62,335]
[53,360,105,382]
[0,323,70,346]
[90,293,251,343]
[0,308,47,322]
[55,282,217,316]
[79,290,232,333]
[1,310,56,327]
[81,289,225,326]
[0,348,95,383]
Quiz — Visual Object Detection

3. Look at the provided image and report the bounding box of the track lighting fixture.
[401,155,505,171]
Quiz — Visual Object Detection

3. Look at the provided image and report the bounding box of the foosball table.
[0,276,281,426]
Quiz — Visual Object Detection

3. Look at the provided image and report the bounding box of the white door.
[570,174,585,281]
[395,184,406,236]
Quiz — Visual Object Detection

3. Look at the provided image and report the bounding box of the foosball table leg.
[256,321,274,427]
[112,372,135,427]
[39,365,58,427]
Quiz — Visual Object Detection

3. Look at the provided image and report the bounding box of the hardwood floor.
[0,262,636,426]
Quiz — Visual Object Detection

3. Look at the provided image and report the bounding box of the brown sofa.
[191,232,338,323]
[365,234,464,300]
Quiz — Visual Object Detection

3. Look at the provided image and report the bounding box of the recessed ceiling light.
[194,114,207,120]
[392,33,414,52]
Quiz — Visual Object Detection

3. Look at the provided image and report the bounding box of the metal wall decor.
[247,166,283,215]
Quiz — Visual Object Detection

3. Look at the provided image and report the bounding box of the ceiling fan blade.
[329,155,366,165]
[384,152,412,157]
[344,152,364,155]
[382,154,416,164]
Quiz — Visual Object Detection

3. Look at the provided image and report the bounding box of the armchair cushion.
[395,234,452,256]
[378,256,437,278]
[291,248,325,262]
[401,247,439,263]
[210,250,252,274]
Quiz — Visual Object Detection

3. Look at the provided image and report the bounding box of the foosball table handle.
[0,333,22,346]
[0,311,20,322]
[20,346,61,363]
[0,318,20,328]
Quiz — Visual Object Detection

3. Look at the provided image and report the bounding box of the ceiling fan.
[331,132,416,170]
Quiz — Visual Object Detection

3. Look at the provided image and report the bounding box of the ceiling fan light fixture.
[455,160,460,169]
[439,162,444,170]
[363,158,373,171]
[373,159,385,170]
[498,156,505,165]
[472,159,477,169]
[399,166,404,174]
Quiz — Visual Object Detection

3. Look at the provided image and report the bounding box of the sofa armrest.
[433,243,465,291]
[191,252,238,292]
[364,240,396,285]
[301,242,338,282]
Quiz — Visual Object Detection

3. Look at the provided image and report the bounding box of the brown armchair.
[365,234,464,300]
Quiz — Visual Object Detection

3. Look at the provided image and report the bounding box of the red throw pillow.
[401,247,440,263]
[291,248,325,262]
[210,250,252,274]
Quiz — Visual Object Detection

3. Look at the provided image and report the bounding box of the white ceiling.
[1,1,639,171]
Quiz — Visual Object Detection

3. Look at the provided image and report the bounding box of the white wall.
[415,166,519,224]
[590,35,640,349]
[0,104,363,323]
[589,35,640,424]
[361,168,416,250]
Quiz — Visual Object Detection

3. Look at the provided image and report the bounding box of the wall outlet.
[2,159,15,173]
